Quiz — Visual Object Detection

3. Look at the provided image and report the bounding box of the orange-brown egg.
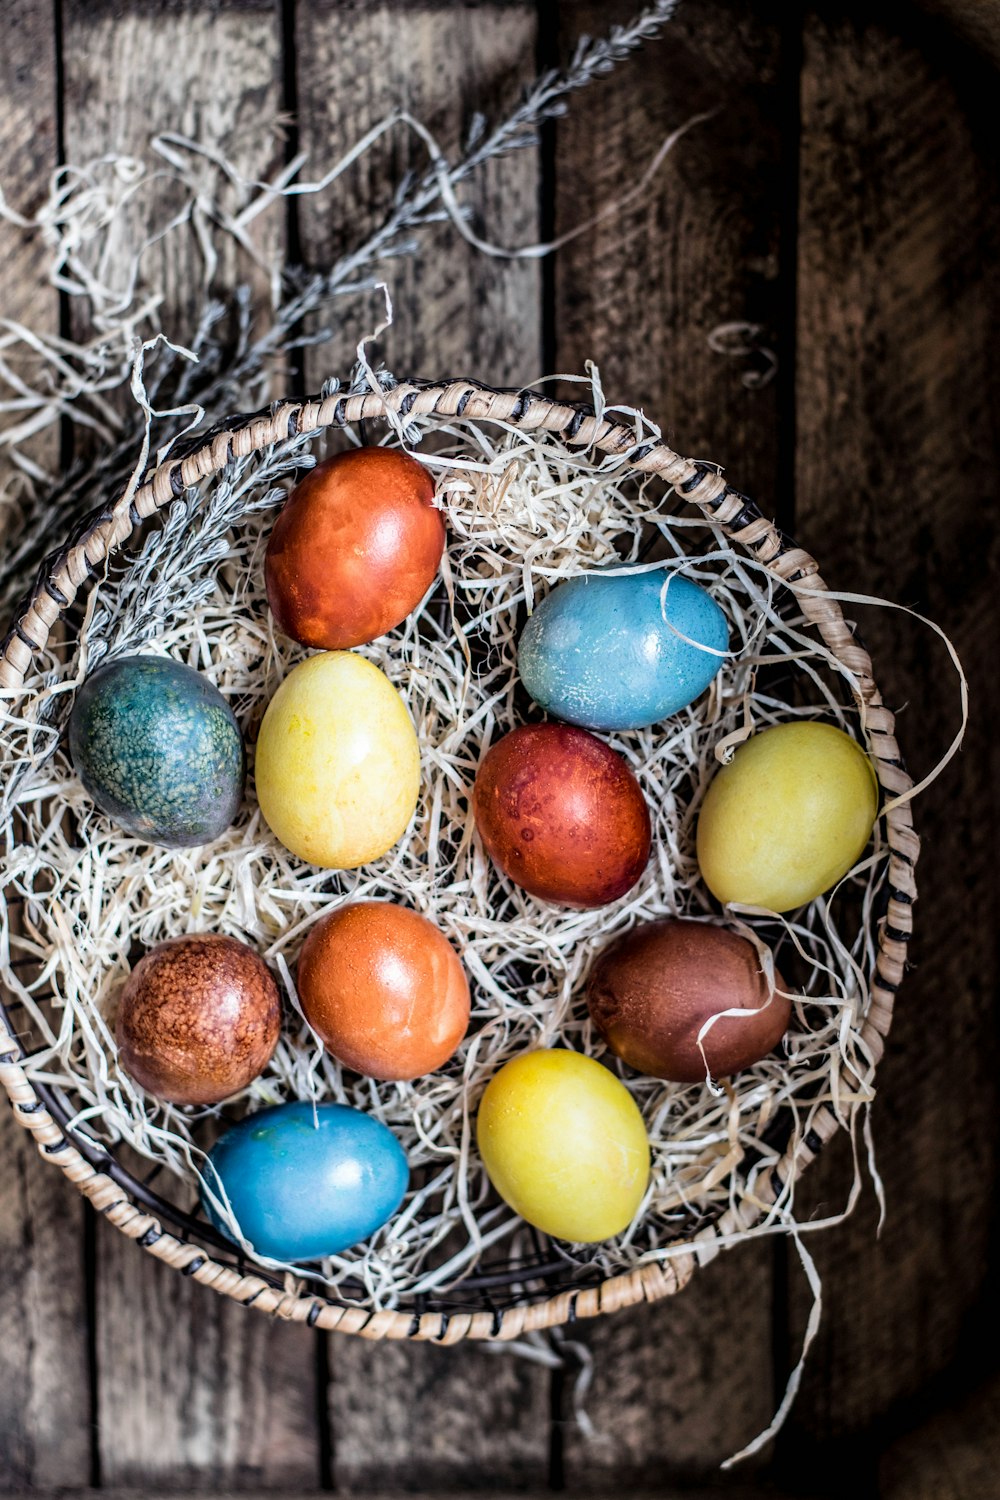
[265,446,444,649]
[587,918,791,1082]
[116,935,281,1105]
[297,901,470,1081]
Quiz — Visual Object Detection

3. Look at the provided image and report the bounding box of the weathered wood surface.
[295,0,541,392]
[19,1490,819,1500]
[57,2,320,1490]
[781,8,1000,1481]
[1,1,999,1495]
[61,0,284,359]
[294,6,550,1487]
[879,1369,1000,1500]
[0,2,92,1491]
[552,0,787,1482]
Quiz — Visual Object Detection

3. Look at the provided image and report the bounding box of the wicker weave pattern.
[0,379,918,1338]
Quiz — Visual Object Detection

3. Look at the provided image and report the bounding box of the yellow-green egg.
[254,652,420,869]
[696,721,879,913]
[476,1050,650,1243]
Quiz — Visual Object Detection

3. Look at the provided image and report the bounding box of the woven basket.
[0,378,918,1342]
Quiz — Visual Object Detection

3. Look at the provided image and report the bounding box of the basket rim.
[0,376,919,1341]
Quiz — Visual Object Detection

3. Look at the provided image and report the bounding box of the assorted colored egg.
[518,570,728,731]
[254,651,420,869]
[587,918,791,1083]
[202,1100,409,1262]
[69,655,245,847]
[476,1049,650,1242]
[116,934,281,1105]
[265,446,444,650]
[297,901,470,1081]
[697,722,879,913]
[472,722,651,908]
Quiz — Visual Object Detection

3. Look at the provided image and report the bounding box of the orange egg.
[265,447,444,649]
[296,901,470,1081]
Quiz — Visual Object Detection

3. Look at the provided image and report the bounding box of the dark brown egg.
[116,935,281,1105]
[265,446,444,649]
[472,723,651,908]
[586,918,791,1082]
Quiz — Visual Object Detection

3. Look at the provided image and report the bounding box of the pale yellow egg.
[696,721,879,913]
[476,1049,650,1243]
[254,652,420,869]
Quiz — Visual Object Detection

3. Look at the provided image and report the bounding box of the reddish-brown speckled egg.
[472,723,651,908]
[297,902,470,1081]
[116,934,281,1105]
[265,447,444,649]
[587,918,791,1082]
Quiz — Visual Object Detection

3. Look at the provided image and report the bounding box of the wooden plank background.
[1,1,998,1496]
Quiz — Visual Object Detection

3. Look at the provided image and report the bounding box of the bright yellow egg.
[254,652,420,869]
[696,721,879,913]
[476,1050,650,1243]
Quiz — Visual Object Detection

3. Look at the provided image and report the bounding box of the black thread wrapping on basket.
[883,925,913,944]
[14,624,39,652]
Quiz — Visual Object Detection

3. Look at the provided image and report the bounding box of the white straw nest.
[0,401,887,1309]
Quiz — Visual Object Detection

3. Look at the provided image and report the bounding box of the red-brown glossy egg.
[587,918,791,1082]
[265,447,444,649]
[297,901,470,1081]
[116,935,281,1105]
[472,723,651,908]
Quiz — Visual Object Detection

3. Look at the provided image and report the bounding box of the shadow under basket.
[0,378,918,1342]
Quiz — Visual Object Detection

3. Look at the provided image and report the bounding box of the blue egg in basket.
[202,1101,409,1262]
[517,570,729,731]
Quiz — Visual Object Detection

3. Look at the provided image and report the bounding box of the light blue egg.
[202,1101,408,1262]
[517,571,728,731]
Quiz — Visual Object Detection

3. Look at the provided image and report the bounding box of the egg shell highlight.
[254,652,420,869]
[116,934,281,1106]
[697,721,879,913]
[69,655,245,847]
[476,1049,650,1243]
[518,570,728,731]
[265,446,444,650]
[202,1100,409,1262]
[472,722,651,908]
[587,918,791,1083]
[297,901,470,1081]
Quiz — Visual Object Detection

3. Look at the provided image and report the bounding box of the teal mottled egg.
[68,656,246,847]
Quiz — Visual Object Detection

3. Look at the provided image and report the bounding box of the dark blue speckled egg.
[202,1101,409,1262]
[518,571,729,731]
[68,655,245,847]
